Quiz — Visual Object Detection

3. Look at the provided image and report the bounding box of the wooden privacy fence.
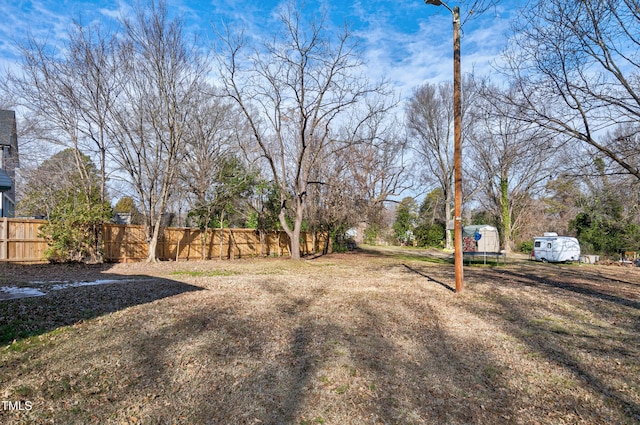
[0,218,328,263]
[103,224,328,262]
[0,218,49,263]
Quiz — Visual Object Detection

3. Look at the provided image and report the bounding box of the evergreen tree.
[414,189,446,248]
[393,197,418,245]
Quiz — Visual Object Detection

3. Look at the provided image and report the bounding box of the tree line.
[2,0,639,262]
[397,0,640,256]
[2,0,407,262]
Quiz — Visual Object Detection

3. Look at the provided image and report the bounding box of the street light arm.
[425,0,453,14]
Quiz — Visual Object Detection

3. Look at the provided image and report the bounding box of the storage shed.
[463,225,500,253]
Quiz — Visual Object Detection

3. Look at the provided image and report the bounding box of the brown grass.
[1,246,639,424]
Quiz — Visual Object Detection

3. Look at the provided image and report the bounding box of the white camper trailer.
[533,233,581,263]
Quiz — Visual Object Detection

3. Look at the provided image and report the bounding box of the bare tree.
[177,86,240,258]
[467,81,558,252]
[217,1,394,259]
[406,82,456,249]
[180,89,238,205]
[406,79,480,249]
[500,0,640,181]
[346,115,411,223]
[107,0,208,262]
[1,19,122,205]
[305,112,409,251]
[458,0,503,25]
[65,21,119,203]
[1,37,102,202]
[305,158,355,254]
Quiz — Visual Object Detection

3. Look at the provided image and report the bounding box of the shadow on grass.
[2,256,639,424]
[0,264,204,346]
[402,263,455,292]
[347,296,516,424]
[465,270,640,422]
[495,268,640,311]
[114,279,516,424]
[124,280,325,424]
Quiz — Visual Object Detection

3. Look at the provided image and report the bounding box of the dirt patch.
[0,248,639,424]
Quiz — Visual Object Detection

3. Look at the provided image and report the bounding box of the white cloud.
[97,0,133,21]
[354,2,517,101]
[0,0,519,101]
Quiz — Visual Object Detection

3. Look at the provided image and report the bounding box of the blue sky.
[0,0,524,100]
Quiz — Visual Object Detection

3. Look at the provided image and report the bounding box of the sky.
[0,0,525,101]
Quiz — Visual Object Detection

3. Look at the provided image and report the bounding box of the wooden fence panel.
[0,218,48,263]
[225,228,259,259]
[159,227,207,261]
[103,224,148,262]
[0,219,329,263]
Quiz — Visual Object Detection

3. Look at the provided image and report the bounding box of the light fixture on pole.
[425,0,463,293]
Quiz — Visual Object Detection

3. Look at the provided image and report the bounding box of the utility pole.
[425,0,463,293]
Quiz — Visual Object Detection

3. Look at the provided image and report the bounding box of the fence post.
[2,217,7,261]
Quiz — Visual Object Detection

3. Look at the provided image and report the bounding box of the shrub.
[520,241,534,254]
[415,222,446,248]
[364,224,379,245]
[41,191,112,263]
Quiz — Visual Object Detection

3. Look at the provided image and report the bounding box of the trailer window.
[547,243,552,248]
[534,241,541,248]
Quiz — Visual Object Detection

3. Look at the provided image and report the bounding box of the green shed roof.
[462,224,497,237]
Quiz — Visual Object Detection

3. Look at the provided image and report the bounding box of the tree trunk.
[500,177,512,254]
[146,216,162,263]
[175,229,180,262]
[445,193,453,250]
[279,197,305,260]
[289,231,301,259]
[279,220,301,259]
[201,229,207,260]
[323,228,331,255]
[312,231,317,255]
[201,207,210,260]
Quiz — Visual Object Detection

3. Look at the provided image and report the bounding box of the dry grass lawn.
[0,246,639,424]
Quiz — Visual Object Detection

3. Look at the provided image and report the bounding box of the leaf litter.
[0,249,638,424]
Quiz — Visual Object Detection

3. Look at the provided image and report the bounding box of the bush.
[414,222,446,248]
[570,212,640,255]
[364,224,379,245]
[41,193,112,263]
[520,241,534,254]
